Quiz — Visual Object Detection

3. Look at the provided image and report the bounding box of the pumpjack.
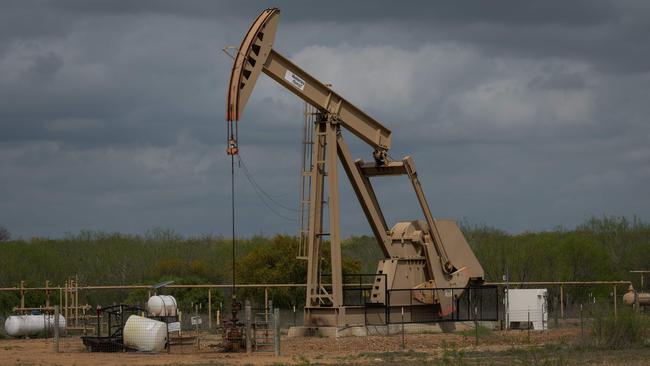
[226,8,484,328]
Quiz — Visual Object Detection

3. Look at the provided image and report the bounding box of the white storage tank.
[4,314,66,337]
[506,288,548,330]
[123,315,167,352]
[147,295,177,316]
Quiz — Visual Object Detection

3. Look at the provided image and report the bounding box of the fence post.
[580,304,584,338]
[273,308,280,356]
[400,306,405,351]
[527,308,530,343]
[560,285,564,319]
[553,295,558,328]
[245,301,252,354]
[53,305,60,353]
[43,313,48,340]
[474,306,479,347]
[208,289,212,329]
[613,285,617,321]
[20,280,25,311]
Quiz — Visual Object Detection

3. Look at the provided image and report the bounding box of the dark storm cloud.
[0,1,649,238]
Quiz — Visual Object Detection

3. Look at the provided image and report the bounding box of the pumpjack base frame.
[288,322,496,338]
[302,304,450,329]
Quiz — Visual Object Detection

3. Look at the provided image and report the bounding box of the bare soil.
[0,328,648,365]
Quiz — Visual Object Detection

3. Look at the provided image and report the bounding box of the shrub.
[591,309,650,349]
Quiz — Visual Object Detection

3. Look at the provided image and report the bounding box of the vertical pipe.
[245,301,252,354]
[20,281,25,312]
[45,280,50,309]
[75,278,79,327]
[64,280,68,321]
[265,287,269,317]
[82,307,86,336]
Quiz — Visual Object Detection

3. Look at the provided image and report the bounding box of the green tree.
[0,226,10,242]
[236,235,361,308]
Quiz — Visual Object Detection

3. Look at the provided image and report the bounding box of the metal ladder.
[297,101,317,259]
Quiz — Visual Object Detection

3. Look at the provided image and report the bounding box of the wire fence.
[0,281,642,354]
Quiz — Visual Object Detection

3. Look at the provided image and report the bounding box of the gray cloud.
[1,1,649,238]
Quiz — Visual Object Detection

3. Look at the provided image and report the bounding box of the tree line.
[0,216,648,315]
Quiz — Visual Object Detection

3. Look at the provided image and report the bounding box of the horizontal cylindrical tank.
[623,286,650,306]
[4,314,66,337]
[147,295,177,316]
[123,315,167,352]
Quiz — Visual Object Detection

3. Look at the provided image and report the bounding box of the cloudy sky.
[1,1,649,239]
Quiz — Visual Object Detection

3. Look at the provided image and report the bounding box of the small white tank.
[123,315,167,352]
[4,315,66,337]
[147,295,177,316]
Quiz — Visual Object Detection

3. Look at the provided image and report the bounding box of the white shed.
[506,288,548,330]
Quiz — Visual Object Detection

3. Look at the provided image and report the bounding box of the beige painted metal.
[326,120,343,308]
[337,135,391,257]
[305,120,328,307]
[623,285,650,306]
[226,8,279,122]
[226,9,391,151]
[226,8,484,327]
[262,49,391,151]
[403,157,452,274]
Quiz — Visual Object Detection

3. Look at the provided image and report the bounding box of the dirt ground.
[1,328,649,366]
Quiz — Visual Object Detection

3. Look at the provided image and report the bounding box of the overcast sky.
[1,1,649,239]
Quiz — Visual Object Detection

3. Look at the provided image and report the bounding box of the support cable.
[237,155,298,222]
[237,155,298,212]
